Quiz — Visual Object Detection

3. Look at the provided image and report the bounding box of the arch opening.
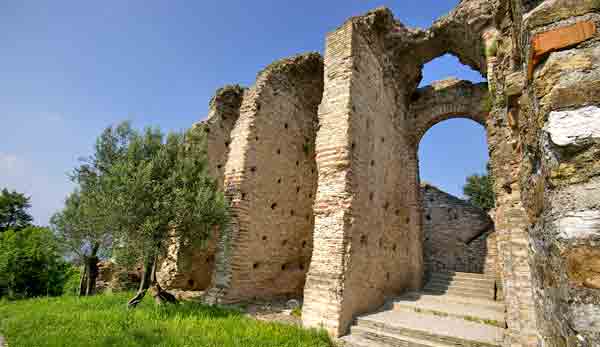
[417,117,498,288]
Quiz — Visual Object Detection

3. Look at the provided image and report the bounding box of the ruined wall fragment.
[157,85,244,291]
[208,53,324,303]
[421,184,496,278]
[516,2,600,345]
[303,8,424,336]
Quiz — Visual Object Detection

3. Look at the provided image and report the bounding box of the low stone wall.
[421,184,495,280]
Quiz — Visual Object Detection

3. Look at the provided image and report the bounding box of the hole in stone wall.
[277,178,282,184]
[300,264,305,270]
[282,240,288,246]
[392,244,397,251]
[281,264,287,271]
[241,193,246,200]
[379,238,383,248]
[296,160,299,166]
[206,255,214,263]
[386,272,390,281]
[251,166,257,173]
[225,141,230,147]
[205,127,210,133]
[406,217,410,224]
[188,279,195,287]
[277,149,281,154]
[262,235,268,241]
[305,215,310,221]
[384,202,389,210]
[255,136,259,141]
[381,137,385,143]
[253,263,259,269]
[311,168,315,174]
[308,193,312,198]
[296,187,301,193]
[351,142,356,150]
[395,210,401,216]
[369,192,374,201]
[302,240,307,248]
[217,164,222,169]
[284,123,288,129]
[271,203,277,210]
[360,235,368,245]
[290,210,295,216]
[426,215,431,221]
[371,160,375,167]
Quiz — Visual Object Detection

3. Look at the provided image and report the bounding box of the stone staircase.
[341,272,505,347]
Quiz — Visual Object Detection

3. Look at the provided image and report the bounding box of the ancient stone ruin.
[153,1,600,346]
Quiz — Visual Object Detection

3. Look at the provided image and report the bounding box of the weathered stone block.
[528,21,596,80]
[546,106,600,147]
[524,0,600,29]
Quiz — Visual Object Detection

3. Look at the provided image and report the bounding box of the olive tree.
[105,125,228,308]
[51,122,133,296]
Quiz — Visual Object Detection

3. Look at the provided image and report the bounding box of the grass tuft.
[0,293,333,347]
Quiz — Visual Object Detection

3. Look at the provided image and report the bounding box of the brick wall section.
[303,10,425,336]
[157,86,244,291]
[207,53,324,303]
[421,184,495,279]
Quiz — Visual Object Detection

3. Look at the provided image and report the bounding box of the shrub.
[0,226,72,299]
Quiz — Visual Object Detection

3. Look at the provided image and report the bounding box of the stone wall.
[513,1,600,345]
[157,86,244,291]
[302,11,424,336]
[421,184,495,279]
[208,53,324,303]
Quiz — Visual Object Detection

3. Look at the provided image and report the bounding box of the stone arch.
[410,78,489,145]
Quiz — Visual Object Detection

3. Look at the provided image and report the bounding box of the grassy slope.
[0,293,333,347]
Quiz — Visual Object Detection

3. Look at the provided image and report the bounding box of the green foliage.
[291,307,302,318]
[0,227,72,299]
[61,267,81,296]
[0,293,333,347]
[52,122,135,262]
[0,188,33,232]
[463,164,496,211]
[105,123,230,264]
[484,39,498,58]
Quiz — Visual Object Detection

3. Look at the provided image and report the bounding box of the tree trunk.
[84,244,100,296]
[148,257,177,305]
[78,264,88,296]
[127,255,177,308]
[127,257,153,309]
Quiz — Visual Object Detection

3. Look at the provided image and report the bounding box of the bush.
[62,266,81,296]
[0,226,72,299]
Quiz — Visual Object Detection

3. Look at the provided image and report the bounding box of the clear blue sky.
[0,1,487,226]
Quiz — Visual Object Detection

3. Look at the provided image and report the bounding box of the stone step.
[399,292,505,311]
[425,283,494,298]
[427,277,495,289]
[423,287,494,300]
[430,272,494,282]
[425,281,495,293]
[344,326,454,347]
[387,295,505,328]
[355,309,504,347]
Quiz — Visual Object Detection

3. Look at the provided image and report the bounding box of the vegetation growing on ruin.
[463,164,496,211]
[0,293,333,347]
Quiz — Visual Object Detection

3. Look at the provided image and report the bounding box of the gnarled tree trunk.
[80,244,100,296]
[127,255,177,308]
[78,264,88,296]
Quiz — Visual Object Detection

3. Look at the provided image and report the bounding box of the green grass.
[0,293,333,347]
